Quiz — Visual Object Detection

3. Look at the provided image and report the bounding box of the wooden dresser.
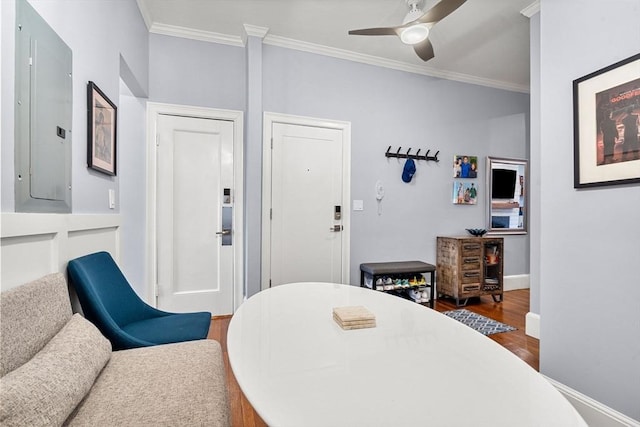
[436,236,504,306]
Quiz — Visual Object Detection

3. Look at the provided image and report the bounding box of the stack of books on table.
[332,306,376,330]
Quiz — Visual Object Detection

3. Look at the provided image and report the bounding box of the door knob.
[216,229,231,235]
[329,225,343,232]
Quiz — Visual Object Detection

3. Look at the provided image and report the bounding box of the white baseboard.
[525,311,540,339]
[503,274,530,291]
[545,376,640,427]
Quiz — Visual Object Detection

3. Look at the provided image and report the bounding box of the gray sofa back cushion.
[0,273,73,377]
[0,314,112,426]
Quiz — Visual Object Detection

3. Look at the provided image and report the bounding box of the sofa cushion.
[0,273,73,377]
[0,314,111,427]
[66,340,230,427]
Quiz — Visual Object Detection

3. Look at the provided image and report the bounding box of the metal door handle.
[329,225,343,232]
[220,206,232,246]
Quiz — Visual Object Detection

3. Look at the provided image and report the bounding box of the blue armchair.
[67,251,211,350]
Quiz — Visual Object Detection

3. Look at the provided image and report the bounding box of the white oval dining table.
[227,282,586,427]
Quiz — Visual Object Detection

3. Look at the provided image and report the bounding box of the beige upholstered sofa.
[0,273,230,426]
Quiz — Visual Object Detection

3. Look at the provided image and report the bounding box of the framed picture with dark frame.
[573,53,640,188]
[87,81,117,175]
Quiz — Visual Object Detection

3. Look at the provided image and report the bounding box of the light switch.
[353,200,364,211]
[108,189,115,209]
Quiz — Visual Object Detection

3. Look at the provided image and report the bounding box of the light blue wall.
[4,1,638,419]
[244,36,265,299]
[539,0,640,420]
[148,34,246,111]
[148,37,530,298]
[1,0,149,299]
[0,0,17,210]
[263,46,530,292]
[1,0,149,213]
[3,2,532,310]
[118,80,147,299]
[148,33,249,293]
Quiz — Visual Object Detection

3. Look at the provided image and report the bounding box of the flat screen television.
[492,169,517,199]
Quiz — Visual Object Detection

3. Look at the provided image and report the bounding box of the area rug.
[443,309,516,336]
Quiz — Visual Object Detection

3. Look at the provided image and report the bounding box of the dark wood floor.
[433,289,539,371]
[208,288,537,427]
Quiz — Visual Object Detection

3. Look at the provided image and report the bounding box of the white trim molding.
[263,34,529,93]
[243,24,269,39]
[521,1,541,18]
[525,311,540,339]
[146,102,245,311]
[141,21,529,94]
[242,24,269,46]
[149,22,244,47]
[503,274,530,291]
[545,376,640,427]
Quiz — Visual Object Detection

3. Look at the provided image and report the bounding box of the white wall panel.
[1,233,56,289]
[1,213,121,291]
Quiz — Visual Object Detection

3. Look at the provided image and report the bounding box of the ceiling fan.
[348,0,467,62]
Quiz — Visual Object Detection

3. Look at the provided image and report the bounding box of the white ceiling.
[136,0,535,93]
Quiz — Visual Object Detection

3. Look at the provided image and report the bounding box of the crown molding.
[264,35,529,93]
[244,24,269,39]
[242,24,269,46]
[149,22,244,47]
[145,22,529,93]
[521,1,540,18]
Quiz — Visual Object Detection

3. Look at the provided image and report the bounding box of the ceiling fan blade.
[414,38,435,61]
[348,27,399,36]
[416,0,466,24]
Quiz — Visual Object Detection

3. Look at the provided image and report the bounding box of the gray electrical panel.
[15,0,72,212]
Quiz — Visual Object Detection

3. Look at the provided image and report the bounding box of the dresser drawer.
[461,270,481,284]
[461,256,481,270]
[461,283,481,293]
[461,242,481,256]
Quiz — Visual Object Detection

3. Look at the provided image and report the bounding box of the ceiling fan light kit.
[348,0,467,62]
[400,24,429,45]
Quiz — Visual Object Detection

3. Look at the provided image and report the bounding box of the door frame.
[146,102,244,312]
[261,112,351,291]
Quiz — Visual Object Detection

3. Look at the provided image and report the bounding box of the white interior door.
[268,122,347,286]
[156,114,234,315]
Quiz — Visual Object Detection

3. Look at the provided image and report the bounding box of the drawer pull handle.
[464,272,480,278]
[463,244,480,250]
[464,258,479,263]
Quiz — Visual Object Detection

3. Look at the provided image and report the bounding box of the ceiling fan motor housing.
[403,0,425,24]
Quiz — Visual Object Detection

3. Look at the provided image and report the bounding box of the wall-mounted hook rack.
[385,146,439,162]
